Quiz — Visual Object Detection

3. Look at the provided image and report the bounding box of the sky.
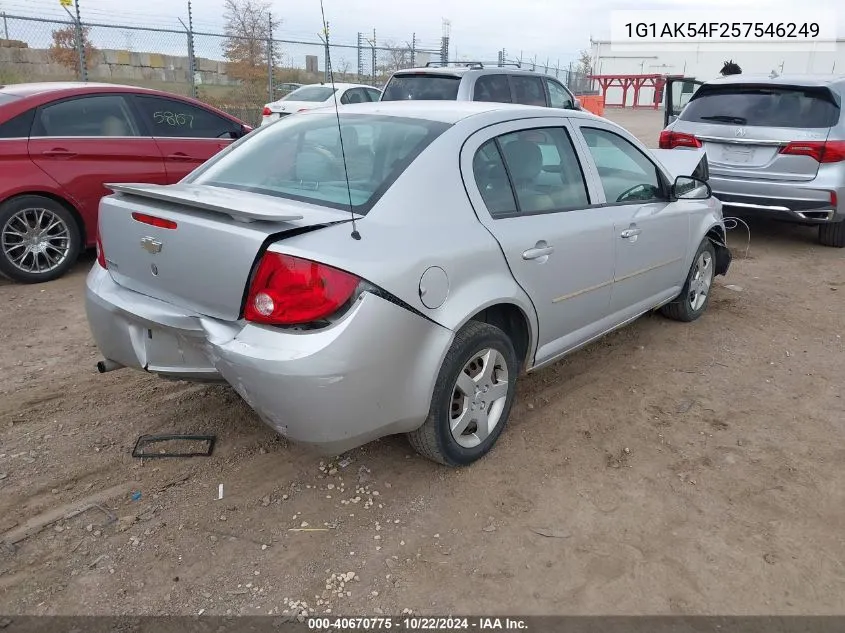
[3,0,843,67]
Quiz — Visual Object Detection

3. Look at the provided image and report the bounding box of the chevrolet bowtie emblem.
[140,236,163,254]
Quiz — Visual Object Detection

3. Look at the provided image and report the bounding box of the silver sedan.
[86,101,732,466]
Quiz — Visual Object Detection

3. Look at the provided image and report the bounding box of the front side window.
[473,75,512,103]
[188,113,449,214]
[36,95,139,137]
[581,127,664,204]
[134,95,239,139]
[546,79,574,109]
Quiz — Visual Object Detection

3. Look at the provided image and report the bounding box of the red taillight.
[832,191,838,207]
[244,253,360,325]
[131,212,177,229]
[96,233,107,269]
[659,130,702,149]
[779,140,845,163]
[262,106,272,116]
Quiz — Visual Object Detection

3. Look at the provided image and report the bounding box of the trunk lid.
[98,183,352,321]
[672,83,840,182]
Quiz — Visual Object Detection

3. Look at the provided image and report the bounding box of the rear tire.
[0,195,81,283]
[818,221,845,248]
[408,321,518,466]
[660,239,716,323]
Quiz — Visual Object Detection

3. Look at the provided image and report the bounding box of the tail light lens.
[262,106,272,116]
[96,233,107,269]
[244,253,360,325]
[659,130,702,149]
[779,140,845,163]
[132,212,177,229]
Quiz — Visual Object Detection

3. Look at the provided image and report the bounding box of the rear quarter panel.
[264,121,539,357]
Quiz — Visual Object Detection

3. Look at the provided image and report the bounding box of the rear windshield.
[282,86,336,102]
[680,85,840,128]
[381,74,461,101]
[189,113,450,214]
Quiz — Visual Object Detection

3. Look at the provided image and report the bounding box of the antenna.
[318,0,360,240]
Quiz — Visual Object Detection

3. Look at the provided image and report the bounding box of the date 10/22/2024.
[153,111,194,129]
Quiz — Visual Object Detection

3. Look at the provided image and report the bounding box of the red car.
[0,82,252,283]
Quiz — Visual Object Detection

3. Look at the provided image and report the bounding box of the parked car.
[0,82,252,283]
[660,74,845,247]
[87,101,731,466]
[274,82,303,97]
[261,83,382,125]
[380,62,582,111]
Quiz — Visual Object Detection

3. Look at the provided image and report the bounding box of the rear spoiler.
[651,148,709,181]
[105,183,306,223]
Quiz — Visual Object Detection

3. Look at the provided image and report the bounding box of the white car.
[261,83,382,125]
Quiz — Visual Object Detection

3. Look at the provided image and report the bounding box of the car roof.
[389,66,544,78]
[295,82,379,90]
[0,81,166,98]
[704,74,845,89]
[299,100,604,125]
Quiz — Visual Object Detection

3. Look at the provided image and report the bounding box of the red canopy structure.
[587,74,667,109]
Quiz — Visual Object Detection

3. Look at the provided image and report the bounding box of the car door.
[664,77,705,127]
[28,93,167,221]
[545,77,576,110]
[576,123,690,319]
[462,119,634,366]
[131,94,244,183]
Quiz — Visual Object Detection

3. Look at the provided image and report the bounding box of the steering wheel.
[616,183,655,203]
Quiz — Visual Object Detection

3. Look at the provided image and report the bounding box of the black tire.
[408,320,518,466]
[0,195,82,283]
[660,239,716,323]
[819,221,845,248]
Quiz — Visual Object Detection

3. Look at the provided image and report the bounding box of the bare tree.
[575,49,592,75]
[222,0,280,88]
[379,40,413,75]
[49,25,98,75]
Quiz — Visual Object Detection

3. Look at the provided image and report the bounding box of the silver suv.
[661,74,845,247]
[380,62,582,111]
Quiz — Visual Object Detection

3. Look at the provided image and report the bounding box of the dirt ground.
[1,109,844,616]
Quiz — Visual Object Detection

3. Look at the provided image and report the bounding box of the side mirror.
[573,98,582,110]
[673,175,711,200]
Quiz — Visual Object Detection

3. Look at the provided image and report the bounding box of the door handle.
[42,149,77,158]
[522,244,554,260]
[620,228,642,239]
[166,153,193,161]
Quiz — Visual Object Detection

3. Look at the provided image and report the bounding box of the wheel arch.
[704,222,731,277]
[463,301,535,372]
[1,190,87,245]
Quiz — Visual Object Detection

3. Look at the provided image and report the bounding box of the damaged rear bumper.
[85,265,454,454]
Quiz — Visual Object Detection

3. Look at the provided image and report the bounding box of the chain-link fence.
[0,12,595,127]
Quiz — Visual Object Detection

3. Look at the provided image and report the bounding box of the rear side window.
[381,74,461,101]
[283,86,336,102]
[0,108,35,138]
[190,113,449,214]
[473,75,512,103]
[134,95,240,139]
[680,85,841,128]
[34,95,140,137]
[511,76,547,107]
[365,88,382,102]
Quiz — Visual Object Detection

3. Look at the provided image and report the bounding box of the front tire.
[408,321,518,466]
[660,238,716,323]
[0,195,81,283]
[819,221,845,248]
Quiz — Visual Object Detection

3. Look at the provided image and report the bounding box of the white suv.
[380,62,581,111]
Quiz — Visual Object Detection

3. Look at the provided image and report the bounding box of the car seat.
[501,140,554,212]
[101,115,129,136]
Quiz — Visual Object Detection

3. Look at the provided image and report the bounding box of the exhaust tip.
[97,359,123,373]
